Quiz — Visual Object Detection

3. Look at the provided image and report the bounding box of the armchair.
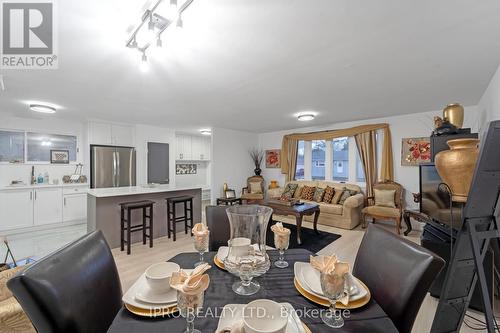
[361,180,404,234]
[241,175,265,202]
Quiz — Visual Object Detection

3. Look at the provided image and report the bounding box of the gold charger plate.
[124,302,178,318]
[294,277,371,310]
[214,255,226,270]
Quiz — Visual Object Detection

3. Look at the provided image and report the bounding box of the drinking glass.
[273,232,290,268]
[319,271,348,328]
[177,290,204,333]
[193,233,209,267]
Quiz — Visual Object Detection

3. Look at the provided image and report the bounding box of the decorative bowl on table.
[224,205,272,295]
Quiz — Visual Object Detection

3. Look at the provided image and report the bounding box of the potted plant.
[249,149,264,176]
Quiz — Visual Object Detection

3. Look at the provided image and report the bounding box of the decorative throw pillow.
[338,189,358,205]
[331,188,345,204]
[313,187,325,202]
[323,186,335,203]
[293,186,303,199]
[281,183,298,200]
[300,186,316,201]
[374,189,396,208]
[249,182,262,194]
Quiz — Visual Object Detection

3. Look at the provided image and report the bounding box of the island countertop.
[87,185,206,198]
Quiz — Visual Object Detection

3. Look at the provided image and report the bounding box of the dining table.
[108,249,399,333]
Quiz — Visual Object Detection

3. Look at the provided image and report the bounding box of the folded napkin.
[216,322,244,333]
[271,222,291,237]
[192,223,209,237]
[170,263,211,295]
[310,255,350,305]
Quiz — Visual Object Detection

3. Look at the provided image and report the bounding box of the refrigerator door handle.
[116,151,121,187]
[112,151,117,187]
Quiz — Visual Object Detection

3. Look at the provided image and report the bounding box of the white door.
[89,122,112,145]
[112,125,134,146]
[34,188,63,225]
[63,194,87,222]
[0,189,33,230]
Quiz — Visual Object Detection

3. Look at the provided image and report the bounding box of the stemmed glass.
[194,232,209,267]
[177,290,204,333]
[274,232,290,268]
[319,271,348,328]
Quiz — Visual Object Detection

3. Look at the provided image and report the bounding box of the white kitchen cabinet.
[63,194,87,222]
[89,121,134,147]
[34,187,63,226]
[176,135,210,161]
[111,124,134,146]
[89,122,113,145]
[0,189,34,230]
[176,135,192,160]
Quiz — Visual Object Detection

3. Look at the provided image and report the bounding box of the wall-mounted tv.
[419,163,463,230]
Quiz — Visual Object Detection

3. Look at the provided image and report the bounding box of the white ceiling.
[1,0,500,133]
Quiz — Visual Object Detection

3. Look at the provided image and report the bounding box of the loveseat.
[271,180,365,230]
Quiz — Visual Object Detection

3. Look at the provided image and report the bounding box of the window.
[27,132,77,162]
[295,140,305,180]
[332,137,348,181]
[311,140,326,180]
[0,130,24,163]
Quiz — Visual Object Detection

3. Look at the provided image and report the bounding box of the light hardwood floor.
[111,218,496,333]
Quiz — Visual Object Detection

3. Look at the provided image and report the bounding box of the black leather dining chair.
[353,224,445,333]
[7,230,122,333]
[206,205,231,251]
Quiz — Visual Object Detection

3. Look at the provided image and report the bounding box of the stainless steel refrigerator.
[90,145,136,188]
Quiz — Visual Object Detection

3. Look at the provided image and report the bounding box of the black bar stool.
[119,200,154,255]
[166,196,194,241]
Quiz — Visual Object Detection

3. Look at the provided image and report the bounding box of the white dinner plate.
[135,285,177,305]
[294,262,367,302]
[216,302,307,333]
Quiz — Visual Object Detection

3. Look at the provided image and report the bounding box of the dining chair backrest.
[206,205,231,251]
[353,224,444,333]
[7,230,122,333]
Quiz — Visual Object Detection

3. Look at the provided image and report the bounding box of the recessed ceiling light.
[297,113,315,121]
[200,129,211,135]
[30,104,56,114]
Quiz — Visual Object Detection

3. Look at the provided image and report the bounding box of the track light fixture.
[126,0,195,71]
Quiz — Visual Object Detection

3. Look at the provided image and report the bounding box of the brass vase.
[435,138,479,203]
[443,103,464,129]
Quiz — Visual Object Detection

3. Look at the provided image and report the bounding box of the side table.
[216,197,242,206]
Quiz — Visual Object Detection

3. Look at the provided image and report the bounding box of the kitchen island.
[87,185,202,249]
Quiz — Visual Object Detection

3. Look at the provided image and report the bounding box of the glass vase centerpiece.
[224,205,273,295]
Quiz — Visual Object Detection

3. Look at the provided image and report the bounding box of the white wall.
[258,106,481,209]
[135,124,177,187]
[0,114,86,186]
[478,64,500,129]
[211,127,258,203]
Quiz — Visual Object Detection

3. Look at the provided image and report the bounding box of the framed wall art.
[265,149,281,168]
[50,150,70,164]
[401,137,431,166]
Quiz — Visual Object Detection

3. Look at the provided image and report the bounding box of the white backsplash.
[0,163,86,186]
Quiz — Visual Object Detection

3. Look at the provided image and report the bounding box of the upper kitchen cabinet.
[176,134,210,161]
[89,121,135,147]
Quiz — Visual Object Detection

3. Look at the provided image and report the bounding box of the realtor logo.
[1,0,58,69]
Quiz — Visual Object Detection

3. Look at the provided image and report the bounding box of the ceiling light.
[200,129,211,135]
[176,15,183,29]
[30,104,56,114]
[297,113,315,121]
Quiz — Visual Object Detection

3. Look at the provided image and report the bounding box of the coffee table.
[260,200,320,245]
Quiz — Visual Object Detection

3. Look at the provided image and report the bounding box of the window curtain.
[281,123,394,182]
[281,137,298,182]
[355,131,377,198]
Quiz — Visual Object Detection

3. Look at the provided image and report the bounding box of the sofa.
[271,180,365,230]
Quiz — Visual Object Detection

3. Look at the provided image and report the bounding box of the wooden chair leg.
[142,207,146,245]
[361,213,367,229]
[395,217,401,235]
